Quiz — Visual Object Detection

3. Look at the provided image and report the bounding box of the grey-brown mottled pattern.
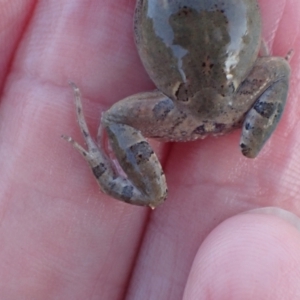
[130,141,154,164]
[63,0,290,207]
[92,163,107,179]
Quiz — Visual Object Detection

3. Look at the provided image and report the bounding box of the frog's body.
[64,0,290,208]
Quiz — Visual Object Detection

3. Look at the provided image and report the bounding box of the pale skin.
[1,1,300,299]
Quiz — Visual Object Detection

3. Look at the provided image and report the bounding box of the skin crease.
[0,0,299,299]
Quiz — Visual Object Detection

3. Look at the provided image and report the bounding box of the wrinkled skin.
[65,0,290,208]
[1,0,300,299]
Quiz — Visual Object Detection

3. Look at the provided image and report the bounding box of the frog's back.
[134,0,261,101]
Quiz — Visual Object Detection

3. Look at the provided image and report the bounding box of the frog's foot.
[63,83,167,208]
[240,57,290,158]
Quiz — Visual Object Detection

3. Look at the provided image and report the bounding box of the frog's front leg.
[63,84,167,208]
[239,56,291,158]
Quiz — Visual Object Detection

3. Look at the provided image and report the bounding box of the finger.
[0,0,33,86]
[126,0,300,298]
[0,1,154,299]
[183,210,300,299]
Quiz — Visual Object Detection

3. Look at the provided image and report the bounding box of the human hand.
[0,0,300,299]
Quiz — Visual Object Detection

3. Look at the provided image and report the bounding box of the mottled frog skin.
[64,0,290,208]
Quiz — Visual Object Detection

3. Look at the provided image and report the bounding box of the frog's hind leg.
[239,56,291,158]
[63,83,167,208]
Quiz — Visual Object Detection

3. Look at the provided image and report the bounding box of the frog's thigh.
[240,57,290,158]
[104,122,167,208]
[101,91,172,207]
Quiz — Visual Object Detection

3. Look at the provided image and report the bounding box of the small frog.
[63,0,290,208]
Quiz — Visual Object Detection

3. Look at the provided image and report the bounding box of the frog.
[63,0,290,208]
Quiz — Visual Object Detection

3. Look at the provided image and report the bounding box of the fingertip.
[184,211,300,299]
